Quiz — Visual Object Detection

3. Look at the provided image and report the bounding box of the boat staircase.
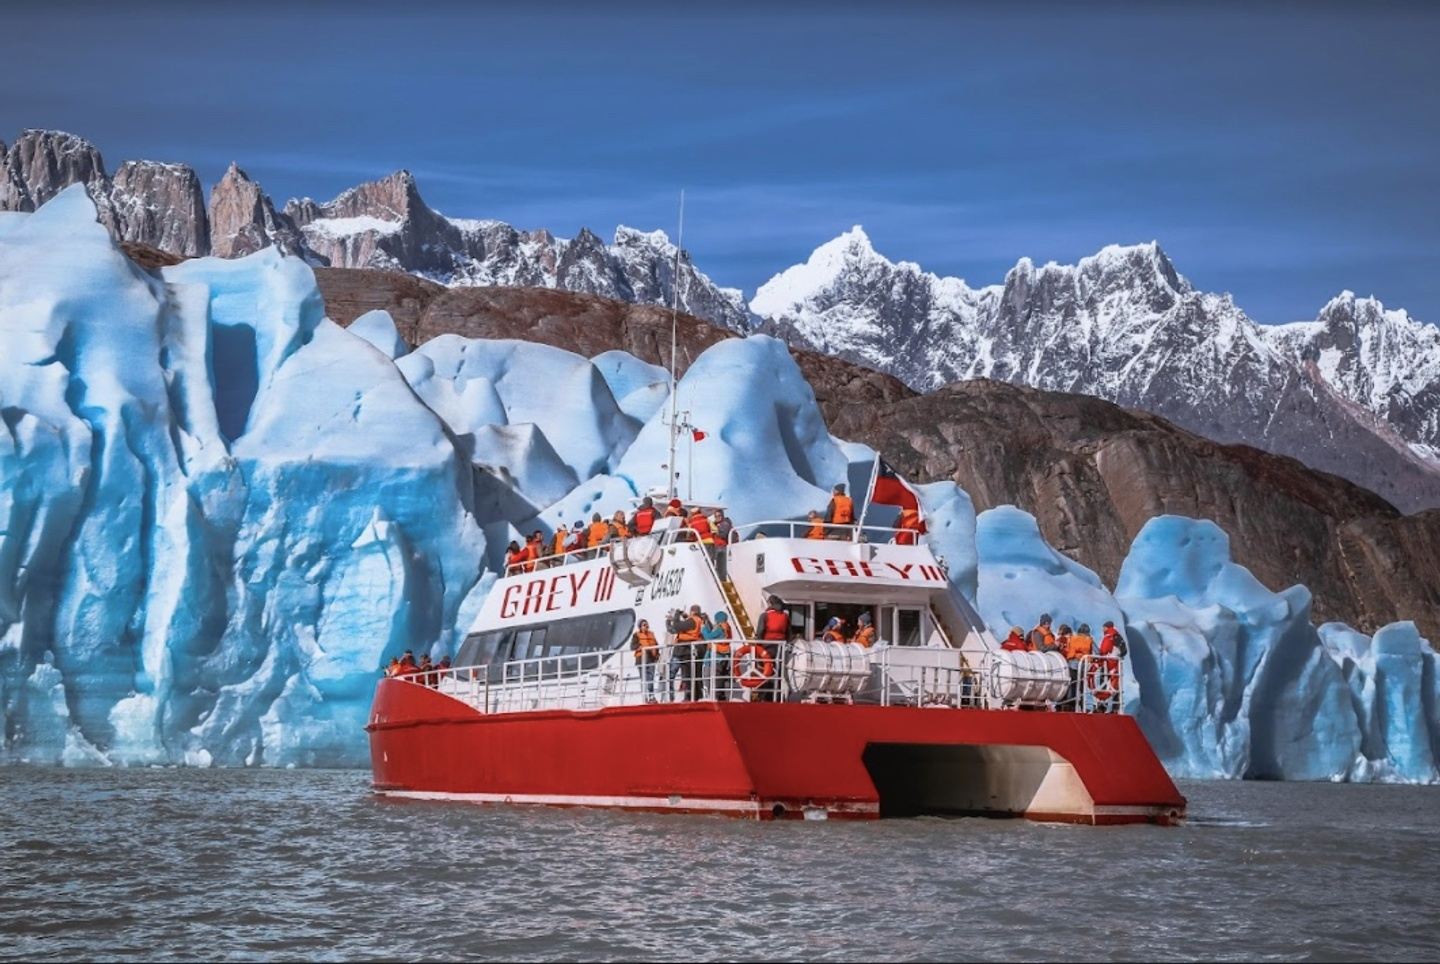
[721,578,755,637]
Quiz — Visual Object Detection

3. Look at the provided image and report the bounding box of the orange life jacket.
[854,625,876,648]
[676,616,703,643]
[1065,633,1095,661]
[760,608,789,641]
[830,494,855,525]
[633,627,659,662]
[588,521,609,547]
[633,506,657,535]
[712,620,733,655]
[506,549,527,570]
[896,509,922,544]
[822,628,845,643]
[1029,625,1055,650]
[612,520,630,539]
[1001,632,1028,652]
[687,512,714,544]
[806,521,826,540]
[552,532,568,556]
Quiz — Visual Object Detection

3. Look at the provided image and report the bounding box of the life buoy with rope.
[1087,656,1120,702]
[731,644,776,689]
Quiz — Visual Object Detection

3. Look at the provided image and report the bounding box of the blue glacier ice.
[0,188,485,767]
[2,188,1437,780]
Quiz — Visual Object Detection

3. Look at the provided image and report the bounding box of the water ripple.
[1,769,1437,961]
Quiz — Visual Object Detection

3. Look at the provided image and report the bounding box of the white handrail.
[387,644,1124,717]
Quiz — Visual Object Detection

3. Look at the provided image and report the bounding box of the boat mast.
[667,189,685,501]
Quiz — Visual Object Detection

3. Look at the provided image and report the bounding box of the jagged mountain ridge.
[0,128,746,328]
[751,227,1440,512]
[6,127,1440,511]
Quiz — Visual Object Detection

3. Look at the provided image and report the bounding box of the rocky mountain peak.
[110,159,209,257]
[315,169,424,223]
[208,162,314,261]
[2,129,109,210]
[756,229,1440,511]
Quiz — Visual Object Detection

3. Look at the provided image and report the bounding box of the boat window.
[897,608,923,647]
[813,601,878,642]
[460,610,636,681]
[879,606,895,645]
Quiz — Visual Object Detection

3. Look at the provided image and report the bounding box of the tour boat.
[367,201,1182,824]
[366,515,1186,824]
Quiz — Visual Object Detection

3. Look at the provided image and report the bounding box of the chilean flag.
[692,429,707,442]
[870,457,921,514]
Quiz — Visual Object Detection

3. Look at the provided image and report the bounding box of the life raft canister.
[732,644,776,689]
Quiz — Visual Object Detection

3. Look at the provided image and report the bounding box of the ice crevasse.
[1,187,1437,780]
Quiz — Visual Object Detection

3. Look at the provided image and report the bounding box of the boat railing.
[729,520,914,545]
[502,519,925,576]
[389,643,1125,716]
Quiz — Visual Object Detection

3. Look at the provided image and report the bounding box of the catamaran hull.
[367,679,1186,824]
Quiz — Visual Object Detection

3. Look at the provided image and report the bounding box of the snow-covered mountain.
[752,227,1440,512]
[1266,292,1440,462]
[285,170,748,328]
[0,129,747,329]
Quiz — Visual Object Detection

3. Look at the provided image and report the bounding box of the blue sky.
[3,1,1438,323]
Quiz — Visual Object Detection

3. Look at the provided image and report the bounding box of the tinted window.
[462,611,635,681]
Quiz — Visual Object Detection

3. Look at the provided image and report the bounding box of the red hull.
[367,679,1185,824]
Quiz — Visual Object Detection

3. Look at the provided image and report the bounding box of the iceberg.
[0,188,485,767]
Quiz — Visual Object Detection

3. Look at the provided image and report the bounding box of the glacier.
[2,187,1438,782]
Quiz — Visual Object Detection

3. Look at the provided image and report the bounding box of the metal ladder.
[721,578,755,637]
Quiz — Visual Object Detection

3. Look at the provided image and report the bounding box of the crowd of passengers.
[630,595,819,703]
[383,649,451,678]
[502,483,929,575]
[998,614,1130,713]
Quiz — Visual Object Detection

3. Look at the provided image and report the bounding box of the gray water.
[1,769,1436,962]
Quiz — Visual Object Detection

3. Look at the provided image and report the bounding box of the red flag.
[692,429,706,442]
[870,457,919,512]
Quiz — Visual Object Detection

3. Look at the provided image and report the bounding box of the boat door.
[878,606,927,647]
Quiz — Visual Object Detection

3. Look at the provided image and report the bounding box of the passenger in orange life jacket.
[755,596,790,702]
[1000,626,1029,652]
[663,497,684,518]
[551,527,569,561]
[631,497,657,535]
[853,612,877,648]
[671,605,707,702]
[703,611,734,700]
[894,507,924,546]
[1099,620,1128,657]
[686,507,714,544]
[821,617,846,643]
[523,531,544,571]
[1028,613,1057,653]
[805,510,826,540]
[397,649,418,675]
[384,656,402,677]
[505,540,527,572]
[824,483,855,537]
[609,511,630,540]
[759,596,790,641]
[631,619,661,702]
[587,512,610,549]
